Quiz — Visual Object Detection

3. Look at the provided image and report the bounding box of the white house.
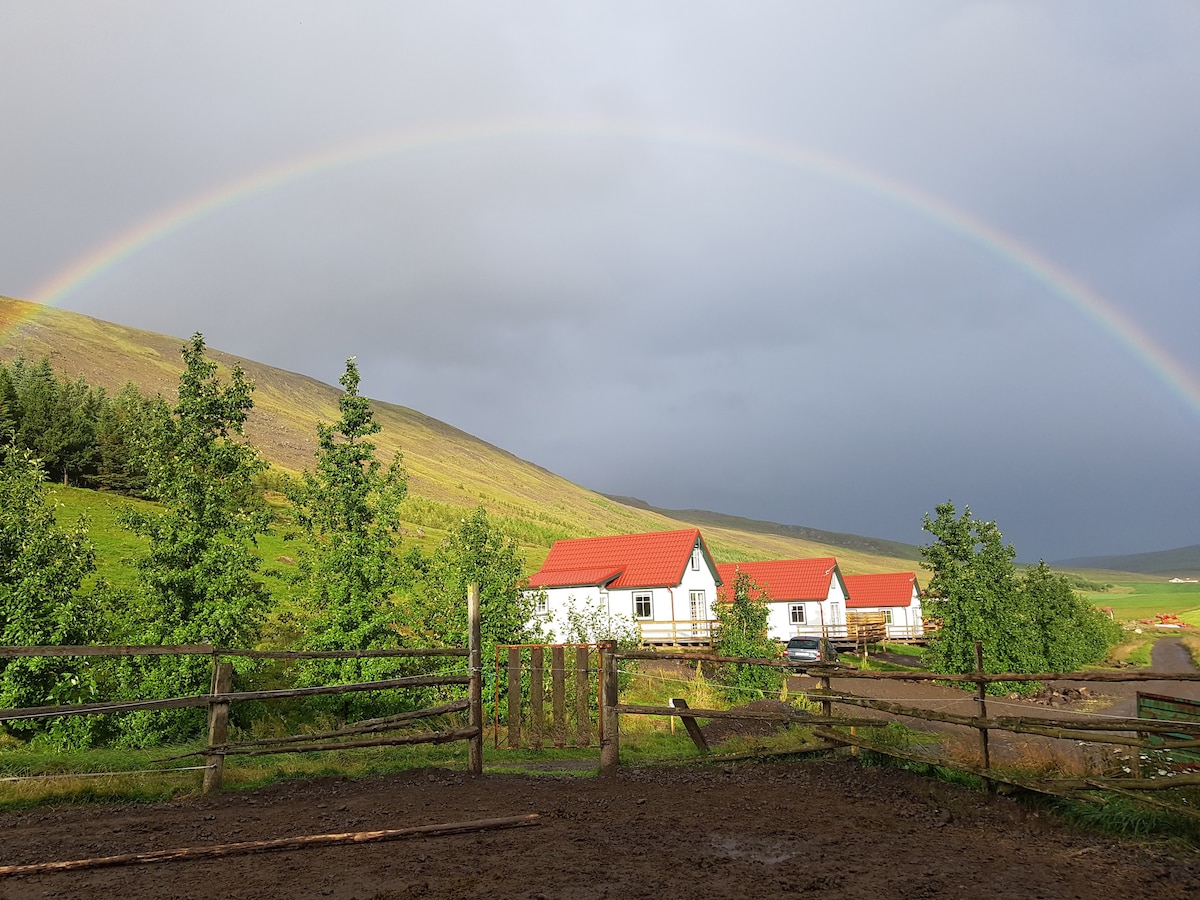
[524,529,722,645]
[842,572,925,639]
[715,558,848,642]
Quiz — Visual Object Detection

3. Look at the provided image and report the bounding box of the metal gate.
[493,644,601,749]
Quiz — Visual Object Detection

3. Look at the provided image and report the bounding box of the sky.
[2,2,1198,562]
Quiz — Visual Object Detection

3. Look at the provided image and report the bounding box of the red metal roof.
[527,529,715,590]
[842,572,919,609]
[715,558,840,603]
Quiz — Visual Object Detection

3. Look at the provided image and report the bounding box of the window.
[534,594,548,616]
[790,603,806,625]
[689,590,707,619]
[884,610,893,625]
[634,592,653,619]
[691,543,702,571]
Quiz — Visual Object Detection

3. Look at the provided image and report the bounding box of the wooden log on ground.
[0,814,541,877]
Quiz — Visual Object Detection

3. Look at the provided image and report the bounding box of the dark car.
[785,636,838,666]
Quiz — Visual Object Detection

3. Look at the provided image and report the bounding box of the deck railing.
[636,619,719,647]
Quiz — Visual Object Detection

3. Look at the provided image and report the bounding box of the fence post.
[506,647,522,748]
[974,641,992,791]
[599,641,619,773]
[203,659,233,794]
[574,646,591,746]
[468,582,483,776]
[529,646,544,749]
[551,645,567,747]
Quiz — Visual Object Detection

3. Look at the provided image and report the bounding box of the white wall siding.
[525,555,721,644]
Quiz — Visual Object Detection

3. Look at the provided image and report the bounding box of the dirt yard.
[4,639,1199,898]
[2,757,1198,899]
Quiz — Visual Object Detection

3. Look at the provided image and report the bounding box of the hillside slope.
[1055,545,1200,578]
[1,296,918,573]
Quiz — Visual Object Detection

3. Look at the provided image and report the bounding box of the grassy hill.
[1055,545,1200,578]
[2,294,923,574]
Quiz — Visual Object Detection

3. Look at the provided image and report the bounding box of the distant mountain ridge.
[1054,545,1200,577]
[603,495,923,561]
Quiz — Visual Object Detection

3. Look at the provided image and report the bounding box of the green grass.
[1081,580,1200,621]
[1051,794,1200,846]
[0,737,605,810]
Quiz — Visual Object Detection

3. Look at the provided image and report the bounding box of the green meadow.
[1079,578,1200,621]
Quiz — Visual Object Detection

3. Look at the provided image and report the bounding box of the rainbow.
[12,117,1200,415]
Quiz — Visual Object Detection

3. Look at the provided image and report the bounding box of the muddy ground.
[3,639,1198,899]
[3,758,1199,900]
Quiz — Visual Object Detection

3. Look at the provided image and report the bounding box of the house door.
[689,590,707,637]
[829,602,844,638]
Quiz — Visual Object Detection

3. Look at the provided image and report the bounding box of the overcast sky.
[2,2,1198,561]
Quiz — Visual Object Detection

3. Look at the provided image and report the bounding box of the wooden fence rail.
[602,643,1200,816]
[0,586,487,791]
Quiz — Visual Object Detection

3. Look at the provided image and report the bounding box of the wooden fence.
[493,644,599,749]
[598,642,1200,816]
[0,586,487,792]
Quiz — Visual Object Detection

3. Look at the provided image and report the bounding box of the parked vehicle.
[785,636,838,666]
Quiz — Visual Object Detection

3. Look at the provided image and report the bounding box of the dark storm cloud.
[2,2,1197,560]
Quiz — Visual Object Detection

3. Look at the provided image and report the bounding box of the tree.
[117,334,270,743]
[410,507,541,716]
[920,501,1118,685]
[285,358,410,711]
[713,570,783,700]
[0,444,103,745]
[418,507,538,655]
[1020,560,1121,673]
[0,365,18,439]
[920,501,1036,678]
[90,382,159,495]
